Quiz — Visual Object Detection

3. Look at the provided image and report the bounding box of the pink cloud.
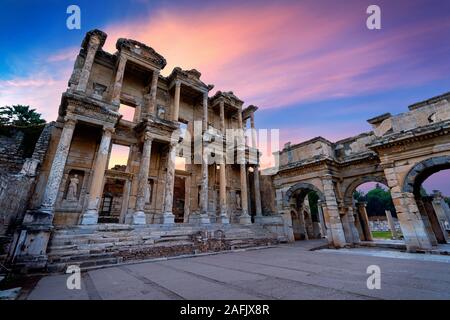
[0,70,70,121]
[2,2,450,126]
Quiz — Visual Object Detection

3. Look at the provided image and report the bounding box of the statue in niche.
[145,181,153,204]
[236,192,241,209]
[66,174,80,201]
[157,105,166,119]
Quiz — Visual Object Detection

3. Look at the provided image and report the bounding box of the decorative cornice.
[116,38,167,69]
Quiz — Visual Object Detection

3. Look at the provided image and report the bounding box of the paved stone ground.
[25,241,450,300]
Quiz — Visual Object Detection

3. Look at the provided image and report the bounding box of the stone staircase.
[46,223,278,272]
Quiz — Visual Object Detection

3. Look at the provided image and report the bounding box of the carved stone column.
[81,126,114,225]
[317,200,328,238]
[356,202,373,241]
[147,70,159,116]
[250,113,263,221]
[346,206,361,244]
[218,101,229,224]
[199,92,210,223]
[76,36,101,92]
[384,210,397,239]
[431,192,450,242]
[238,110,251,225]
[160,141,177,224]
[40,117,77,214]
[111,54,127,109]
[132,131,153,225]
[173,80,181,121]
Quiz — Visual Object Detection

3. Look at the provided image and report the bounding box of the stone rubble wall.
[0,123,54,256]
[369,217,402,232]
[0,130,25,173]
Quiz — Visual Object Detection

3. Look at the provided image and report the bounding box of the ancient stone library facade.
[0,29,449,271]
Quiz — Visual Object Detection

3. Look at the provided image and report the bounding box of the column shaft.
[218,101,229,223]
[161,142,176,224]
[250,114,263,219]
[147,70,159,116]
[111,55,127,108]
[173,81,181,121]
[357,202,373,241]
[81,127,114,224]
[238,110,251,225]
[40,118,77,214]
[76,37,100,92]
[132,132,153,224]
[199,92,209,222]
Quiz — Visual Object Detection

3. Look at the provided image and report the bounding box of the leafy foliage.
[353,183,396,217]
[0,105,45,127]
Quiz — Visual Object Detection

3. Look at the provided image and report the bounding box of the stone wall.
[0,129,25,173]
[0,123,54,255]
[369,216,402,232]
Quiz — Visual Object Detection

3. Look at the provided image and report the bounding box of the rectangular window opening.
[108,144,130,170]
[118,103,136,122]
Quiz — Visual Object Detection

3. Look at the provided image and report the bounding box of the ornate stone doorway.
[173,176,185,223]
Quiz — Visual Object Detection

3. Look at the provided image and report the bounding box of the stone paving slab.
[26,243,450,300]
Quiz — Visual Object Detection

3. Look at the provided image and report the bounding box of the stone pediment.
[116,38,167,69]
[211,91,244,110]
[167,67,211,92]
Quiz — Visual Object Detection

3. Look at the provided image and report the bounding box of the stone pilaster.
[76,36,101,92]
[111,54,127,109]
[80,126,114,225]
[321,176,346,247]
[173,80,181,121]
[160,141,177,224]
[132,131,153,225]
[383,166,433,251]
[39,117,77,215]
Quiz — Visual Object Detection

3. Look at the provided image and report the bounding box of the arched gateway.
[274,91,450,252]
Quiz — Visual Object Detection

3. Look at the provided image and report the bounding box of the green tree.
[0,105,45,126]
[353,190,366,202]
[366,184,396,217]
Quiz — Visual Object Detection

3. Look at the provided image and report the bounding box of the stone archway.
[283,182,328,242]
[402,156,450,244]
[284,182,325,207]
[402,156,450,195]
[343,175,388,206]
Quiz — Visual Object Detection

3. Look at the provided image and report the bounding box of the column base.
[80,210,98,225]
[131,211,147,225]
[239,214,252,225]
[189,213,211,224]
[254,215,264,224]
[217,215,229,224]
[154,212,175,224]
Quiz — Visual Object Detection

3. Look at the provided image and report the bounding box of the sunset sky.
[0,0,449,193]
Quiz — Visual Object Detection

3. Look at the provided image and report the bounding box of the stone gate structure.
[272,91,450,252]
